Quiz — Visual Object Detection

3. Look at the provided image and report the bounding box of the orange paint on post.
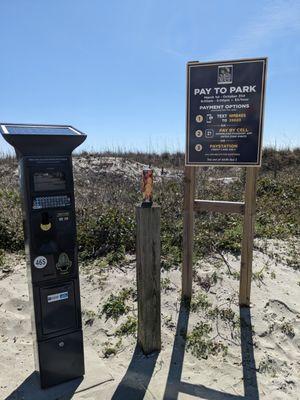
[142,168,153,207]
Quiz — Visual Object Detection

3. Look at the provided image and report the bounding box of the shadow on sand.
[163,301,259,400]
[7,304,258,400]
[111,345,158,400]
[6,372,82,400]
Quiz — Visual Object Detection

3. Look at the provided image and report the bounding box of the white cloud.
[210,0,300,59]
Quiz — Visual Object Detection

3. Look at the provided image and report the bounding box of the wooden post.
[182,166,196,299]
[136,204,161,354]
[239,167,259,306]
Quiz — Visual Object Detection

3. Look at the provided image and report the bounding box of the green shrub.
[207,307,240,330]
[187,322,228,359]
[256,174,299,238]
[0,249,4,267]
[115,316,137,337]
[0,150,299,259]
[218,223,242,254]
[77,208,135,260]
[161,246,182,271]
[0,189,24,251]
[103,339,122,358]
[190,293,211,312]
[161,277,173,291]
[106,246,126,265]
[101,288,134,321]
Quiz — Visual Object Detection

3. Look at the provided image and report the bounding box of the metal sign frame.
[185,58,267,166]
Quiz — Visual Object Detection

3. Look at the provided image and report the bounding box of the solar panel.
[0,125,81,136]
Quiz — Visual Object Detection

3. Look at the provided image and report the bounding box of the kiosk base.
[39,330,84,389]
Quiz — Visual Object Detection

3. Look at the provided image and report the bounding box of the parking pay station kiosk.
[0,123,86,388]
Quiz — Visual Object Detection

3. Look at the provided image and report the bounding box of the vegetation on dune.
[102,339,122,358]
[77,147,300,172]
[77,149,185,169]
[0,148,299,269]
[186,322,228,359]
[0,189,23,251]
[77,208,136,260]
[101,288,135,322]
[0,249,4,267]
[0,148,298,363]
[182,289,240,360]
[190,292,212,312]
[115,316,137,337]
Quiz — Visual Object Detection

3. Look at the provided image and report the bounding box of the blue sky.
[0,0,299,154]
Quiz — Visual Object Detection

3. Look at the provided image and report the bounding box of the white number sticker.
[33,256,47,269]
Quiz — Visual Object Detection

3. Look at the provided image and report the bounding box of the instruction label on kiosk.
[186,58,267,166]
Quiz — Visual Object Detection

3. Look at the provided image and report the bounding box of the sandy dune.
[0,238,299,399]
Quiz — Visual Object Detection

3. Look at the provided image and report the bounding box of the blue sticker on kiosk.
[47,291,69,303]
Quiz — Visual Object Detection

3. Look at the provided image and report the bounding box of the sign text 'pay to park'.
[186,58,267,166]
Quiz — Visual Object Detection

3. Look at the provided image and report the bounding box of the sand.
[0,238,299,400]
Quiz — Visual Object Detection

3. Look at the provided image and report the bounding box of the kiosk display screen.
[34,172,66,192]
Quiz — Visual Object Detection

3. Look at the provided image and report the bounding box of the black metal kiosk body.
[0,123,86,388]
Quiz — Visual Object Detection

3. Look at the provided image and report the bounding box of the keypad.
[33,195,71,210]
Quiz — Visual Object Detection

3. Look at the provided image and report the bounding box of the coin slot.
[40,212,52,231]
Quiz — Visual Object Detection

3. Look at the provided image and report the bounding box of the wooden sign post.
[239,167,258,305]
[183,166,258,306]
[183,58,267,307]
[136,204,161,354]
[182,166,196,299]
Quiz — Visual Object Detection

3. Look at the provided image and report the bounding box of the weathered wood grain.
[239,167,259,306]
[182,166,196,299]
[194,199,245,214]
[136,204,161,354]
